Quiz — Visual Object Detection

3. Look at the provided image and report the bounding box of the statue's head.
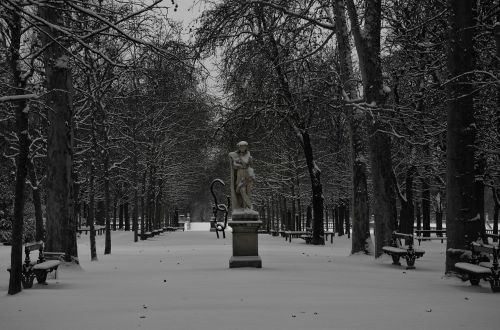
[237,141,248,153]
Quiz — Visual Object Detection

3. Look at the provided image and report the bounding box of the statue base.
[228,212,262,268]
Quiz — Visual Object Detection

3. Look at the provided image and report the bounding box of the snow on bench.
[33,260,61,270]
[455,262,491,275]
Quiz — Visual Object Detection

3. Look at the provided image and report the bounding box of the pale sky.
[169,1,223,96]
[168,0,205,40]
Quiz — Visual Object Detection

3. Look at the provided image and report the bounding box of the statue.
[229,141,255,210]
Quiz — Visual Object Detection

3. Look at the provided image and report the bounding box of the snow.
[231,208,259,217]
[0,232,498,330]
[454,263,491,275]
[32,260,60,270]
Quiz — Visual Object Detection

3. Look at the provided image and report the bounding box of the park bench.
[284,231,309,243]
[414,229,447,245]
[77,225,105,235]
[454,242,499,292]
[8,242,61,288]
[298,231,333,244]
[382,231,425,269]
[166,226,184,232]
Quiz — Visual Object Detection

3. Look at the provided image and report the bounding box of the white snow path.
[0,231,498,330]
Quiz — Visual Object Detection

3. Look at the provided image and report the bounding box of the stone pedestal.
[228,210,262,268]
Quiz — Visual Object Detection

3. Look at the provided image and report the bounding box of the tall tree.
[39,1,77,260]
[346,0,397,256]
[445,0,479,272]
[6,6,30,295]
[332,0,371,254]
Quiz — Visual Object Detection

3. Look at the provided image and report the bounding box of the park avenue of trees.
[1,0,499,295]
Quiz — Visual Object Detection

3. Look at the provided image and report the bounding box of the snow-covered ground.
[0,231,497,330]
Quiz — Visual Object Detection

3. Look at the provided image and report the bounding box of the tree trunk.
[435,192,444,236]
[103,135,111,254]
[113,194,117,231]
[394,168,416,235]
[445,0,478,273]
[416,202,422,231]
[29,161,44,242]
[345,203,351,238]
[291,183,296,231]
[271,196,276,232]
[474,156,486,241]
[133,147,139,242]
[325,208,329,232]
[334,206,339,234]
[141,171,146,239]
[156,179,163,230]
[104,170,111,254]
[422,179,431,236]
[88,120,98,261]
[306,205,312,229]
[7,9,29,294]
[266,200,271,232]
[296,171,302,231]
[119,203,124,229]
[124,202,130,231]
[334,0,371,254]
[40,1,77,259]
[493,188,499,242]
[96,201,105,226]
[283,196,289,230]
[338,204,345,237]
[346,0,396,257]
[302,131,324,245]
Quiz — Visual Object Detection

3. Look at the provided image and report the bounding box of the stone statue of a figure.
[229,141,255,210]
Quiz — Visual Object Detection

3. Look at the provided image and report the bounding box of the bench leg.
[391,255,401,266]
[469,276,480,286]
[22,271,35,289]
[489,278,500,292]
[405,254,416,270]
[34,270,48,285]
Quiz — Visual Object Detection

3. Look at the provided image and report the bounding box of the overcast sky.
[163,1,223,96]
[168,1,205,39]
